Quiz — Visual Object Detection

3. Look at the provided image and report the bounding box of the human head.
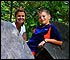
[38,8,51,25]
[15,7,26,24]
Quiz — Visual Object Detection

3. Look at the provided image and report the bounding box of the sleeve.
[20,25,26,36]
[51,25,63,41]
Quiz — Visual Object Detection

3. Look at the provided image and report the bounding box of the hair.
[38,8,51,15]
[37,8,52,20]
[15,7,26,17]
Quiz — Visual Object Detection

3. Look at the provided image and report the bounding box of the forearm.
[45,39,63,45]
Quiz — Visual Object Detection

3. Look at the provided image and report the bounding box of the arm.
[38,24,63,46]
[20,25,27,41]
[22,32,27,41]
[45,39,63,45]
[38,39,63,47]
[46,24,63,45]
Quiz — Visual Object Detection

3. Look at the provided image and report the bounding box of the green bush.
[1,1,69,40]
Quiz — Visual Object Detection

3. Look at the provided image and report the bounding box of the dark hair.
[15,7,26,17]
[38,8,51,15]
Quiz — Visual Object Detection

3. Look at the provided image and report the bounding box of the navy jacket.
[27,23,63,52]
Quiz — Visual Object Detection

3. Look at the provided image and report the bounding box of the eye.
[22,15,24,17]
[43,15,45,17]
[18,15,21,17]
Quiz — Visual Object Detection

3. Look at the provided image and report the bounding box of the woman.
[12,7,27,41]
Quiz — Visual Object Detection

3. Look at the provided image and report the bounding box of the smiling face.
[38,10,51,25]
[16,12,25,24]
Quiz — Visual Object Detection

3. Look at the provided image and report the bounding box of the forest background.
[1,1,69,40]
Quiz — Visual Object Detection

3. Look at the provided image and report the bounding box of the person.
[27,8,63,57]
[12,7,27,41]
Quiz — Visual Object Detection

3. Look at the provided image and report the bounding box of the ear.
[49,15,51,20]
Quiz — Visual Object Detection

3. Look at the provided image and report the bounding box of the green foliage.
[1,1,69,40]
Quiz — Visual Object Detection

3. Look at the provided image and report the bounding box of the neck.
[15,22,21,30]
[46,21,50,25]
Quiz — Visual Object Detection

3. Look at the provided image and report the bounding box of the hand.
[38,41,45,47]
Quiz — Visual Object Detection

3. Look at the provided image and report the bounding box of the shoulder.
[50,23,59,34]
[21,24,26,29]
[50,23,56,27]
[50,23,57,30]
[21,24,26,32]
[33,25,38,33]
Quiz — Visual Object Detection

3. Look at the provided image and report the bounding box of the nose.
[40,17,44,20]
[20,16,24,18]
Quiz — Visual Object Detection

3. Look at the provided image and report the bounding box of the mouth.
[18,18,24,21]
[40,19,45,22]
